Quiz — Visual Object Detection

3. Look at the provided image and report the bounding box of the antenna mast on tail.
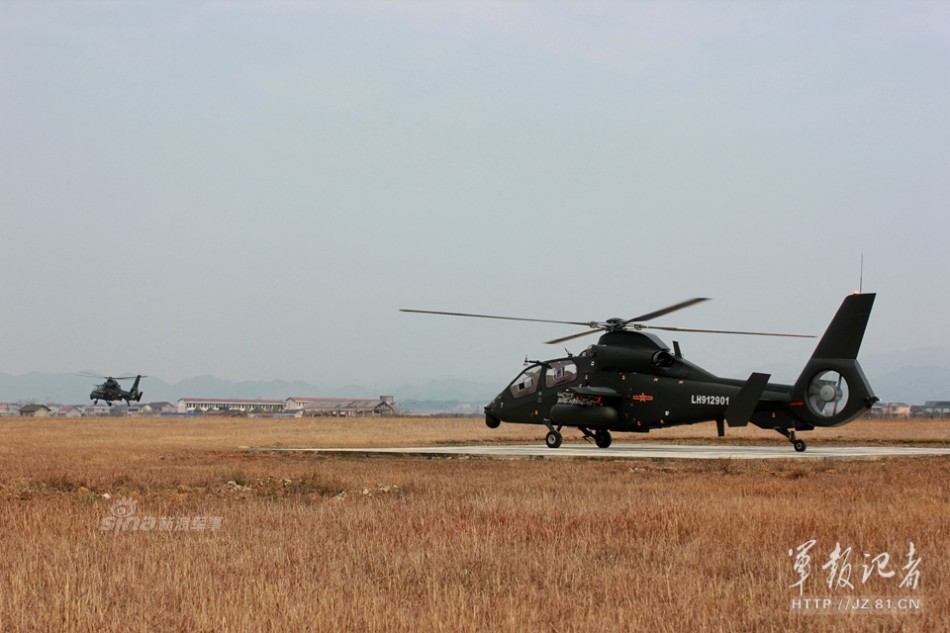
[859,253,864,294]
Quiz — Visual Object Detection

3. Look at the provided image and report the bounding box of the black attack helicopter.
[402,293,877,452]
[84,374,145,405]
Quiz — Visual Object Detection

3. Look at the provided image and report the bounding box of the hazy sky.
[2,1,948,392]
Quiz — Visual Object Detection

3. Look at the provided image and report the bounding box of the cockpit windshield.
[508,360,579,399]
[545,360,578,388]
[509,365,542,398]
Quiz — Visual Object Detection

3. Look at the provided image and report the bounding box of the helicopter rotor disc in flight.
[401,298,814,344]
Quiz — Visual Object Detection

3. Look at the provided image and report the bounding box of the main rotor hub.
[604,318,626,332]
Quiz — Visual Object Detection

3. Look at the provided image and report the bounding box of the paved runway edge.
[247,444,950,460]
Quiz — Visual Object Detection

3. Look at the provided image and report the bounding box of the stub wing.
[724,372,772,428]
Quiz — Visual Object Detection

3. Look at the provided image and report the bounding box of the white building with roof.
[176,398,285,414]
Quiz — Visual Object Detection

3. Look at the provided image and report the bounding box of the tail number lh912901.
[691,394,730,406]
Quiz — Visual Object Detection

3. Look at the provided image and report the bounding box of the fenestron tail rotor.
[806,370,850,418]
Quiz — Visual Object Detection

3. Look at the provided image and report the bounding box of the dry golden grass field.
[0,415,947,632]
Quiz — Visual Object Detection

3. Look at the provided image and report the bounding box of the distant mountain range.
[857,345,950,404]
[2,347,948,411]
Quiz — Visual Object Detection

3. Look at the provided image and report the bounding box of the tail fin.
[811,293,875,360]
[131,375,143,401]
[790,294,877,427]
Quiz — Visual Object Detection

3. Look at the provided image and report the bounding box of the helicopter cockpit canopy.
[508,359,579,399]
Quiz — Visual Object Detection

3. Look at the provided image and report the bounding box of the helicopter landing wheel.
[594,429,612,449]
[545,430,563,449]
[776,427,807,452]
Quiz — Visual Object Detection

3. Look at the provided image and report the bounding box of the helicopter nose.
[484,397,504,428]
[484,391,508,417]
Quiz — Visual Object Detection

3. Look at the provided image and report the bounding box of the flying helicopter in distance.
[401,293,877,452]
[84,374,146,405]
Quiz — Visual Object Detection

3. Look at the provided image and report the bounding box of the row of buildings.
[2,396,398,418]
[176,396,398,417]
[869,401,950,418]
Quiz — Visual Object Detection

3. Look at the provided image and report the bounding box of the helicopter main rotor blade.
[637,324,814,338]
[78,372,147,380]
[623,298,710,325]
[544,329,605,345]
[400,309,592,328]
[543,298,715,345]
[403,299,813,344]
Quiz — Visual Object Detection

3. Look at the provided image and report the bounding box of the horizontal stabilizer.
[725,372,771,427]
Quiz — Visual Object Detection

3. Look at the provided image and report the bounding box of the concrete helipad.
[250,443,950,460]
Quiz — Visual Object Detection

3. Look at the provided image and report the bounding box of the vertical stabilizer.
[810,293,875,360]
